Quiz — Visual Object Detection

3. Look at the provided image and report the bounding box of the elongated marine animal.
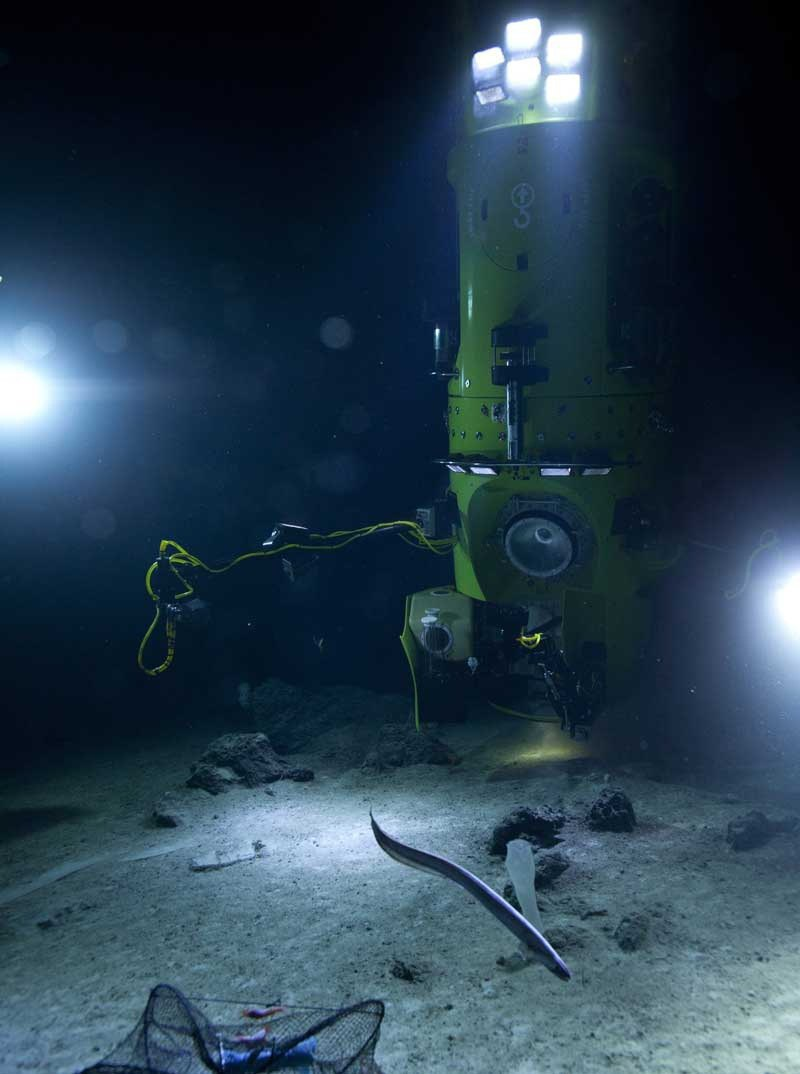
[370,812,571,981]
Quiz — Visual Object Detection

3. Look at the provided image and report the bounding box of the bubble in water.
[312,451,366,495]
[81,507,116,540]
[338,403,371,434]
[16,322,56,359]
[320,316,353,350]
[92,319,129,354]
[151,326,189,365]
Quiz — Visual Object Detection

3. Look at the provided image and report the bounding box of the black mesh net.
[78,984,385,1074]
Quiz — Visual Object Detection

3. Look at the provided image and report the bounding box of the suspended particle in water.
[16,322,56,359]
[92,319,129,354]
[312,450,366,495]
[81,507,117,540]
[319,316,354,350]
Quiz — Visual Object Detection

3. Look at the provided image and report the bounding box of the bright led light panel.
[0,363,48,423]
[546,33,583,68]
[505,18,542,54]
[776,573,800,636]
[506,56,542,92]
[545,73,581,105]
[472,46,505,83]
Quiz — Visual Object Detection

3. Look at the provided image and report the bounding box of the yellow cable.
[140,519,455,674]
[489,701,560,724]
[137,605,177,676]
[725,529,780,600]
[517,632,543,650]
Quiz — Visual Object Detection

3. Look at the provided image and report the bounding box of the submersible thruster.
[402,10,680,735]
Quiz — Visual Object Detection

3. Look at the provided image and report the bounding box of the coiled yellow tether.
[138,520,454,676]
[516,631,544,651]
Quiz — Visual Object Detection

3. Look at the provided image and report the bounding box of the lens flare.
[775,572,800,637]
[0,363,49,423]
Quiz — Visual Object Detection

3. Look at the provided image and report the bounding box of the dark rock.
[543,923,587,952]
[489,806,566,855]
[586,788,636,832]
[772,815,799,834]
[245,679,410,753]
[727,810,771,850]
[361,722,459,772]
[614,913,649,951]
[726,810,798,850]
[579,905,608,920]
[390,959,423,983]
[186,733,313,794]
[535,850,571,887]
[36,906,73,930]
[152,792,185,827]
[186,763,239,795]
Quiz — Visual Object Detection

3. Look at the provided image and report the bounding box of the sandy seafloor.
[1,704,799,1074]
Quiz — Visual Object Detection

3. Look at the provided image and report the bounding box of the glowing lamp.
[0,362,49,424]
[775,572,800,637]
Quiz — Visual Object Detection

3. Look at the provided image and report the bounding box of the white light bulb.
[472,46,505,82]
[506,57,542,92]
[545,73,581,105]
[0,363,49,423]
[775,573,800,637]
[505,18,542,54]
[546,33,584,69]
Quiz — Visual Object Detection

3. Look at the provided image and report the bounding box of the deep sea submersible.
[401,7,680,736]
[141,6,682,739]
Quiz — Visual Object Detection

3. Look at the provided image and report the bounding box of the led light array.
[446,463,611,477]
[472,17,584,108]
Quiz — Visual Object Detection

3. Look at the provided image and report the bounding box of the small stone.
[614,913,648,951]
[586,788,636,832]
[536,850,571,887]
[152,792,185,827]
[189,844,257,871]
[726,810,770,850]
[489,806,566,855]
[580,906,608,920]
[725,810,797,850]
[390,959,423,982]
[186,763,239,796]
[186,733,314,794]
[361,722,459,772]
